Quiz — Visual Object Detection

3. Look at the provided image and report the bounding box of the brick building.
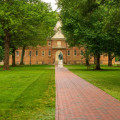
[9,21,115,65]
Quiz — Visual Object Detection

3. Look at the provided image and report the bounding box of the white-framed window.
[57,41,61,46]
[67,50,70,56]
[48,50,51,56]
[81,50,84,56]
[74,50,77,56]
[16,51,19,56]
[48,41,51,46]
[42,51,45,56]
[36,51,38,56]
[29,51,32,56]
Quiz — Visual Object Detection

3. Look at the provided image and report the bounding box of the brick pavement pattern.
[55,67,120,120]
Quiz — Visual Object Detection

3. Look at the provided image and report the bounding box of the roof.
[51,21,66,40]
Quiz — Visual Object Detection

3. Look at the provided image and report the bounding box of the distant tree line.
[57,0,120,70]
[0,0,58,70]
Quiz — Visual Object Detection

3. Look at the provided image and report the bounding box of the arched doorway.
[55,50,63,63]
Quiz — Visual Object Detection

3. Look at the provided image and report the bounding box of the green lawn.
[65,65,120,101]
[0,65,55,120]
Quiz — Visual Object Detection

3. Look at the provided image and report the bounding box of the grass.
[65,64,120,101]
[1,64,120,119]
[0,65,55,120]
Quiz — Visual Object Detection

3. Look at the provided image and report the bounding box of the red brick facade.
[9,39,115,65]
[9,21,115,65]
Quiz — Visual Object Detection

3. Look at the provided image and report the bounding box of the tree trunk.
[85,48,90,66]
[12,47,16,66]
[94,55,96,64]
[108,53,114,66]
[20,46,25,65]
[86,58,89,66]
[95,53,101,70]
[3,30,10,70]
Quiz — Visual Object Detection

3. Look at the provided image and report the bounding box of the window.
[42,51,45,56]
[48,50,51,56]
[67,50,70,56]
[81,50,84,56]
[57,41,61,46]
[74,50,77,56]
[29,51,32,56]
[48,41,51,46]
[36,51,38,56]
[16,51,19,56]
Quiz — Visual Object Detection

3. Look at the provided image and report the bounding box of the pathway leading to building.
[55,67,120,120]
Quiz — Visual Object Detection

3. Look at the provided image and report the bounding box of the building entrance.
[55,50,63,64]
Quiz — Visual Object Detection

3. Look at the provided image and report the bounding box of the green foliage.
[10,4,58,48]
[58,0,120,68]
[0,0,57,48]
[0,46,4,61]
[0,0,58,69]
[102,0,120,55]
[115,56,120,61]
[0,24,4,36]
[58,0,106,54]
[0,1,57,46]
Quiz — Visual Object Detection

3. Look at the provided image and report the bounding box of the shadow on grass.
[10,64,53,67]
[0,74,43,119]
[0,71,55,120]
[0,65,55,71]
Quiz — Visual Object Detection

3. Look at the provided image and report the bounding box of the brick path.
[55,67,120,120]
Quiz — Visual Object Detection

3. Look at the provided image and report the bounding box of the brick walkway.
[55,67,120,120]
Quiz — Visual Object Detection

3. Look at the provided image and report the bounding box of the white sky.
[42,0,58,11]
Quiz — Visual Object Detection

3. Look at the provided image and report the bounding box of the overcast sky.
[42,0,58,11]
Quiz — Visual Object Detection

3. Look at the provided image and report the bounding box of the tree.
[0,0,57,69]
[0,46,4,62]
[83,48,92,66]
[0,25,4,62]
[103,0,120,66]
[19,10,57,65]
[58,0,108,70]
